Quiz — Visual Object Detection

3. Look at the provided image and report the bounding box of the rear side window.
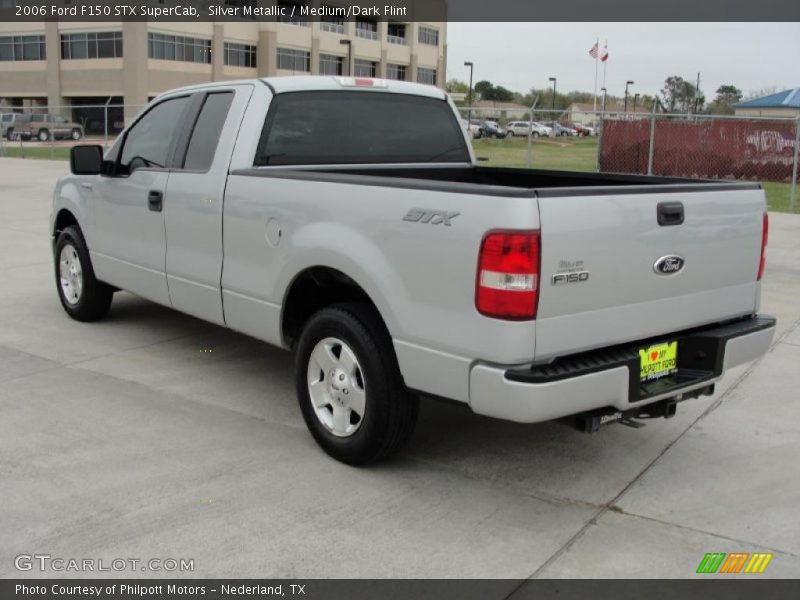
[254,91,470,166]
[183,92,234,171]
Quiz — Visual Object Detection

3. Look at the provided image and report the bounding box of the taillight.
[757,212,768,281]
[476,230,540,320]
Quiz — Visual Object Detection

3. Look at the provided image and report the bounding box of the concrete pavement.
[0,158,798,580]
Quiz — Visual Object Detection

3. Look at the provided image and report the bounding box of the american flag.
[589,42,599,58]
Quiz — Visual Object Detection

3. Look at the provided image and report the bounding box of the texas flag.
[600,44,609,62]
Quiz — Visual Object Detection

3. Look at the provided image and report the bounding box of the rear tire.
[71,128,82,141]
[38,129,49,142]
[295,303,419,465]
[5,128,13,141]
[55,225,113,322]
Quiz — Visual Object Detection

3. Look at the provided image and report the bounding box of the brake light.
[476,230,540,320]
[757,212,768,281]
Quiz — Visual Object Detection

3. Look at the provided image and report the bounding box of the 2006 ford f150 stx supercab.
[52,77,775,464]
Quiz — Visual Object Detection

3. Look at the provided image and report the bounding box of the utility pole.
[694,72,701,113]
[464,61,474,125]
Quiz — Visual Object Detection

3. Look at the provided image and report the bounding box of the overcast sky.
[446,23,800,101]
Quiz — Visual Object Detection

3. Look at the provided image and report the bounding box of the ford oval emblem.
[654,255,685,275]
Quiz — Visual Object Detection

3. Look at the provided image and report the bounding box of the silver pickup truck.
[52,77,775,464]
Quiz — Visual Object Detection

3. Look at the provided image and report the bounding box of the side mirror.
[70,145,103,175]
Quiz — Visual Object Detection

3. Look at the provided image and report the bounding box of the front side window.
[254,91,470,166]
[120,97,189,172]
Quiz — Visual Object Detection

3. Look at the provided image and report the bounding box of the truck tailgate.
[534,186,765,361]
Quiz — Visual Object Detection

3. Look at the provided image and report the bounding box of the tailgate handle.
[657,202,684,226]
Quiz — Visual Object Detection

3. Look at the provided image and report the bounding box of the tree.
[706,84,742,115]
[474,80,494,99]
[445,79,469,94]
[661,76,703,113]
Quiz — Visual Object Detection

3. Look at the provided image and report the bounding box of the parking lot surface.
[1,157,799,579]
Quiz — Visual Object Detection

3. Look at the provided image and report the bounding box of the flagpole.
[602,40,607,96]
[593,37,599,114]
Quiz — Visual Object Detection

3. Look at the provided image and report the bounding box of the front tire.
[295,303,419,465]
[55,225,113,322]
[38,129,50,142]
[71,128,82,141]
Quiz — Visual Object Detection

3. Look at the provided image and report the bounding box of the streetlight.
[549,76,556,129]
[624,80,634,112]
[464,61,474,125]
[339,40,352,77]
[633,93,640,114]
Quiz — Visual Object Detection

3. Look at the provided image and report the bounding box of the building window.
[277,48,310,72]
[0,35,46,61]
[418,26,439,46]
[354,59,377,78]
[355,19,378,40]
[417,67,437,86]
[277,1,308,26]
[224,42,256,68]
[387,23,407,45]
[148,33,211,64]
[386,63,406,81]
[319,5,345,34]
[319,53,343,76]
[61,32,123,60]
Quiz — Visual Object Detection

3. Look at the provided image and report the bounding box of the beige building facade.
[0,8,446,129]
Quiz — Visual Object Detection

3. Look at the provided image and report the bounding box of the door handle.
[148,190,163,212]
[657,201,684,226]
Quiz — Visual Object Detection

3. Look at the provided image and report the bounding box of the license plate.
[639,341,678,382]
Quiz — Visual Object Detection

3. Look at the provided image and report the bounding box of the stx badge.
[403,208,460,226]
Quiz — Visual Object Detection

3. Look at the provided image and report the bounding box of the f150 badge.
[552,259,589,285]
[403,208,459,226]
[654,255,685,275]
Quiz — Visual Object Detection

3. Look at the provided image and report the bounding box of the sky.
[446,23,800,102]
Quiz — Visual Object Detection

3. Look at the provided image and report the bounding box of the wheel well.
[53,209,78,238]
[281,267,384,349]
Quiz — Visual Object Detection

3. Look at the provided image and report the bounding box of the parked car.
[505,121,551,137]
[54,76,775,464]
[1,112,32,140]
[460,119,481,139]
[477,120,506,139]
[553,123,578,137]
[16,113,84,141]
[531,121,553,137]
[573,124,596,136]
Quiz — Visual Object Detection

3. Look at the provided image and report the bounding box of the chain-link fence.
[0,103,146,159]
[458,106,799,212]
[1,102,797,212]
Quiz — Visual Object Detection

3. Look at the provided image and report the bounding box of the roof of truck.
[159,76,447,101]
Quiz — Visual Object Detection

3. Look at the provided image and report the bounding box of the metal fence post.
[526,106,533,168]
[647,113,656,175]
[790,117,799,213]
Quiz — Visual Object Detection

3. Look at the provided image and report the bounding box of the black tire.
[506,131,514,138]
[71,128,82,141]
[532,131,539,138]
[54,225,114,322]
[5,128,13,141]
[38,129,49,142]
[295,303,419,465]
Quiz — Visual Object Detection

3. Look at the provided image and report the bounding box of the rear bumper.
[468,315,776,424]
